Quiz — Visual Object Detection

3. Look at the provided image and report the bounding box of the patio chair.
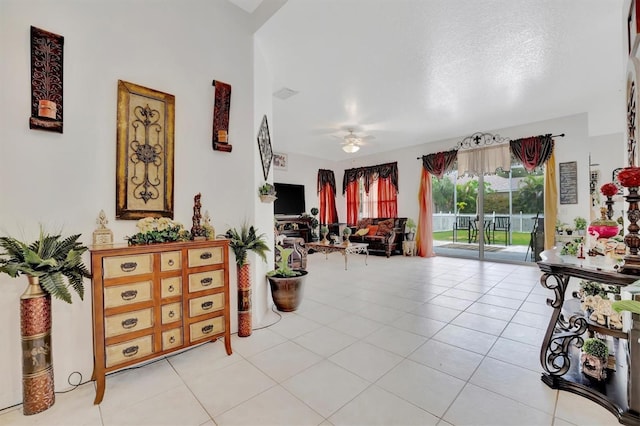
[491,216,511,246]
[453,216,473,243]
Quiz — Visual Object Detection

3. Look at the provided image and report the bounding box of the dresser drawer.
[188,270,223,293]
[103,254,152,279]
[161,277,182,298]
[190,316,224,343]
[161,302,182,324]
[104,281,152,309]
[162,328,182,351]
[188,247,223,268]
[106,335,153,368]
[189,294,223,317]
[105,308,154,338]
[160,251,182,271]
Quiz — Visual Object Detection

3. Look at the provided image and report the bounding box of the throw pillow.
[355,228,369,236]
[357,218,372,230]
[376,218,395,236]
[367,225,379,236]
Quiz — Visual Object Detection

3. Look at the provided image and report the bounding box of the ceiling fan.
[335,129,375,153]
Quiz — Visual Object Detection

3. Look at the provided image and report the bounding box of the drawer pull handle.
[121,318,138,329]
[201,277,213,286]
[120,262,138,272]
[169,336,176,344]
[168,285,175,292]
[202,324,214,334]
[168,310,175,318]
[168,259,175,266]
[122,345,139,357]
[121,290,138,301]
[200,252,212,260]
[201,301,213,310]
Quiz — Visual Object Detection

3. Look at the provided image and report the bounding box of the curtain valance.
[317,169,337,194]
[421,150,457,178]
[509,134,554,172]
[457,144,511,176]
[342,162,398,194]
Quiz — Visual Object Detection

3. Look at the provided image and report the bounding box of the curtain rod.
[416,133,565,160]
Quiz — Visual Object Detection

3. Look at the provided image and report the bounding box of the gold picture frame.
[116,80,175,219]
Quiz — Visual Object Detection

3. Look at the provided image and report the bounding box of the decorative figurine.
[92,210,113,246]
[191,193,206,240]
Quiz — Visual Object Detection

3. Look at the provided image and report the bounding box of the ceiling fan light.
[343,143,360,153]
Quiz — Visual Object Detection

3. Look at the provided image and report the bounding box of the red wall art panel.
[29,26,64,133]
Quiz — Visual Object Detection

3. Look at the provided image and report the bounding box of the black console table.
[538,249,640,425]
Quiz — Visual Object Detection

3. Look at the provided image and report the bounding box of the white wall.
[273,152,338,215]
[0,0,259,409]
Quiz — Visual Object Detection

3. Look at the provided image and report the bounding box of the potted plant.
[574,217,587,235]
[266,245,308,312]
[225,224,270,337]
[342,226,352,245]
[405,218,417,241]
[564,225,574,236]
[320,225,329,243]
[258,183,277,203]
[580,337,609,381]
[0,228,91,415]
[310,207,319,241]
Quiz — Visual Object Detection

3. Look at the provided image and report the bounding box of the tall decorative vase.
[616,167,640,274]
[237,263,252,337]
[20,276,54,415]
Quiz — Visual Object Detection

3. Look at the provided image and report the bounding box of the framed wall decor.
[257,115,273,180]
[627,58,640,167]
[629,0,640,56]
[116,80,175,219]
[273,152,288,170]
[212,80,232,152]
[559,161,578,204]
[29,26,64,133]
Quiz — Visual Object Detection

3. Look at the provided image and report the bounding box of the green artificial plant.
[582,338,609,359]
[268,245,301,278]
[0,228,91,303]
[225,223,270,266]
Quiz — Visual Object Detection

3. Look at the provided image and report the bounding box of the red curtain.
[346,180,359,226]
[417,168,435,257]
[320,183,338,224]
[377,176,397,217]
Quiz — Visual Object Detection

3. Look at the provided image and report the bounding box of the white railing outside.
[433,212,543,233]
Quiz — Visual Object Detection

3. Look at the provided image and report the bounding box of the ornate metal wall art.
[455,132,509,150]
[257,115,272,180]
[29,26,64,133]
[116,80,175,219]
[628,58,640,167]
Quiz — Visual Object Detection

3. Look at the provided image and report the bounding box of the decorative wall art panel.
[273,152,288,170]
[629,0,640,56]
[29,26,64,133]
[627,57,640,167]
[212,80,232,152]
[559,161,578,205]
[257,115,272,180]
[116,80,175,220]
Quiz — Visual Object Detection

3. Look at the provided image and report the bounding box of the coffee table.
[307,242,369,270]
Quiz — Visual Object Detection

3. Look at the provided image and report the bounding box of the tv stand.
[275,215,312,242]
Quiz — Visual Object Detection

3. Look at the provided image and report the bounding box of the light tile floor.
[0,253,621,425]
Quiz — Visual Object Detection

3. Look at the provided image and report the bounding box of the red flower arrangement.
[600,183,618,197]
[617,166,640,188]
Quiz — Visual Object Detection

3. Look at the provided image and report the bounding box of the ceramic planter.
[267,270,308,312]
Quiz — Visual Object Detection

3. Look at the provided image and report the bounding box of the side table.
[403,240,416,256]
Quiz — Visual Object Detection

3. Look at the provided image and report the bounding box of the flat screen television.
[274,183,306,215]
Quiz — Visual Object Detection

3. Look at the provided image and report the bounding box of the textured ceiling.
[255,0,626,161]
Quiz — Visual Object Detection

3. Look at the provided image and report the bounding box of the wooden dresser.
[89,239,231,404]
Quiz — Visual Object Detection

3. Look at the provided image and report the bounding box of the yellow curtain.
[417,168,435,257]
[544,150,557,250]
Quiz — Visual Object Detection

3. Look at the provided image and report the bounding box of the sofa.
[348,217,407,257]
